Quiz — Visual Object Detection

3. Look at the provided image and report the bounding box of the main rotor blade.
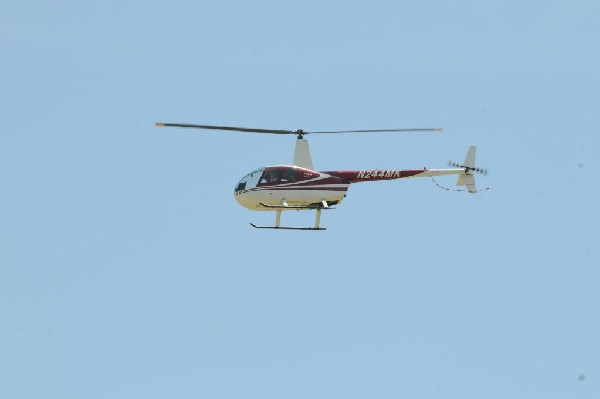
[155,122,295,135]
[155,122,443,135]
[309,128,443,134]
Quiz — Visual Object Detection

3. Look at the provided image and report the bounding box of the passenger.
[282,169,296,182]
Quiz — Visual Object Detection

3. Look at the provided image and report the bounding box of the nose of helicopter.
[234,167,265,210]
[234,190,262,211]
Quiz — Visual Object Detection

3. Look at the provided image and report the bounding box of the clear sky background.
[1,1,599,398]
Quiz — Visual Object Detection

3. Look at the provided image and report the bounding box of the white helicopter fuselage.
[233,164,473,211]
[234,166,349,211]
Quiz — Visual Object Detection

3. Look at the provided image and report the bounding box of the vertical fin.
[463,146,476,168]
[457,174,478,193]
[457,146,478,193]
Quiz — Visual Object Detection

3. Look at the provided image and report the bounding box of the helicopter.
[155,122,487,230]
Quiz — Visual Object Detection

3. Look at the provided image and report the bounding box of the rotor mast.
[293,135,313,169]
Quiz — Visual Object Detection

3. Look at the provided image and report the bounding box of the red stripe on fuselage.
[323,170,425,183]
[257,186,348,191]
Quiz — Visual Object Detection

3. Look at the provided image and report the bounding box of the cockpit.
[258,167,299,184]
[235,166,312,193]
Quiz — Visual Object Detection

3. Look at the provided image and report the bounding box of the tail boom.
[322,146,481,193]
[324,167,467,183]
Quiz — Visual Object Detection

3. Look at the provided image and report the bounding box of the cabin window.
[258,167,300,185]
[281,168,297,182]
[260,168,281,184]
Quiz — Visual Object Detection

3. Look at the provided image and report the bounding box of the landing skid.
[250,223,326,231]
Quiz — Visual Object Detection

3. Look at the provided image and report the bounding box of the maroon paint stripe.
[251,187,348,192]
[257,177,344,188]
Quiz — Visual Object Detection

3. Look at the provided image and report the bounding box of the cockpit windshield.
[235,168,264,192]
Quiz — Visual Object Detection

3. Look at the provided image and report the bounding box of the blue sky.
[1,1,599,398]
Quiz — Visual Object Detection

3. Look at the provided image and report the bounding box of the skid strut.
[315,208,322,229]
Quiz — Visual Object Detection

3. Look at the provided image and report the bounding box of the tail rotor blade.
[449,160,489,175]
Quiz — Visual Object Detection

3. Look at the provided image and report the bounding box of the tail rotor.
[447,160,488,176]
[450,146,488,194]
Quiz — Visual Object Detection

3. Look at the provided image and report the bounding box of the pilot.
[262,170,278,183]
